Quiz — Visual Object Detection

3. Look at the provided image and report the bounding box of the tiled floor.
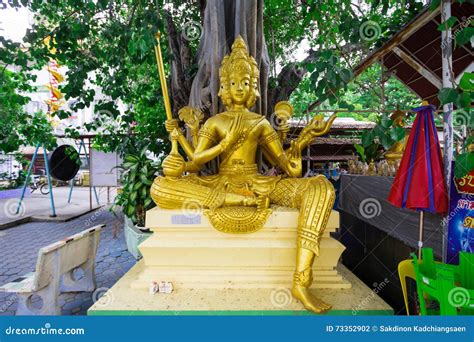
[0,207,136,315]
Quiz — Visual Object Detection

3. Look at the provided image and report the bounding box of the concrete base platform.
[134,208,350,290]
[88,261,393,316]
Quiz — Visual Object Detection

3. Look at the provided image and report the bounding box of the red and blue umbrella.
[388,104,448,257]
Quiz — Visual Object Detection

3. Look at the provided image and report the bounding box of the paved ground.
[0,208,136,315]
[0,187,117,226]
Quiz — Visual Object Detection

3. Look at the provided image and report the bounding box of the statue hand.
[220,114,243,151]
[256,196,270,209]
[165,119,180,133]
[178,106,204,132]
[186,118,200,133]
[304,113,337,138]
[286,140,302,177]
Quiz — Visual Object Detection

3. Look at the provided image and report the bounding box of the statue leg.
[270,175,335,313]
[151,175,259,209]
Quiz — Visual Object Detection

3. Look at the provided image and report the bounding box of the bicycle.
[29,175,50,195]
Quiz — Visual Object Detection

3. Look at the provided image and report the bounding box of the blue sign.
[0,316,472,342]
[446,163,474,264]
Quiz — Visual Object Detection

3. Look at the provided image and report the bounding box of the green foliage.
[455,151,474,179]
[113,144,161,227]
[355,112,407,162]
[438,71,473,109]
[64,145,81,166]
[1,0,174,156]
[432,1,473,134]
[265,0,423,107]
[454,134,474,178]
[0,70,56,153]
[290,63,419,122]
[2,0,424,144]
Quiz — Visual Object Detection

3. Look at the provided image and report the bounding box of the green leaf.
[133,181,142,191]
[390,127,406,142]
[455,27,474,46]
[429,0,441,11]
[365,143,381,161]
[140,173,152,186]
[125,155,139,163]
[130,191,138,203]
[380,114,393,129]
[139,145,148,158]
[354,144,366,163]
[438,88,459,104]
[140,185,148,199]
[122,162,135,169]
[454,152,474,178]
[126,204,135,217]
[379,133,393,150]
[437,17,457,31]
[361,130,374,147]
[459,72,474,92]
[339,68,353,83]
[128,170,137,181]
[144,198,153,209]
[455,91,471,108]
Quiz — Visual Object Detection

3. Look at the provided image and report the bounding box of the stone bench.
[0,224,104,315]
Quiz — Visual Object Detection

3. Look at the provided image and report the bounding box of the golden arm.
[260,121,302,177]
[164,119,195,160]
[183,120,226,172]
[293,113,337,150]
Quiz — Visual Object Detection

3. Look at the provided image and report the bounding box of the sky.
[0,6,29,42]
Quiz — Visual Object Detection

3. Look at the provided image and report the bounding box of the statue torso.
[210,111,266,167]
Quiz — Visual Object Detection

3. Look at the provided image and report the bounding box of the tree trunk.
[165,11,192,117]
[188,0,270,117]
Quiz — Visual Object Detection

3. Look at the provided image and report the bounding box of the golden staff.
[154,31,173,121]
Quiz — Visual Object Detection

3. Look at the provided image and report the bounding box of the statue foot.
[291,284,332,314]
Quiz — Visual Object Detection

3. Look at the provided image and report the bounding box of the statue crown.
[219,35,259,79]
[218,35,260,109]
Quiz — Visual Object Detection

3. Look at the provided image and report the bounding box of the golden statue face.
[229,72,251,106]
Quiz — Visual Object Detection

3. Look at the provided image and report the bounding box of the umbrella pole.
[418,211,424,259]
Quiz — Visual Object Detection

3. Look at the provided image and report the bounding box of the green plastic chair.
[412,248,474,315]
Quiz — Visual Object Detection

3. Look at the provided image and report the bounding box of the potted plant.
[113,145,160,259]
